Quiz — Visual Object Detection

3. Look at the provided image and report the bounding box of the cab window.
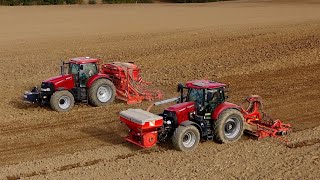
[207,89,219,102]
[81,63,98,77]
[187,89,204,105]
[69,63,79,75]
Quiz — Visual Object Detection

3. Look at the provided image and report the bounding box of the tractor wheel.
[88,79,116,107]
[172,125,200,152]
[50,90,74,112]
[214,109,244,143]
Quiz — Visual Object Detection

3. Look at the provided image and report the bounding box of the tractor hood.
[43,74,74,90]
[165,101,196,124]
[165,101,195,113]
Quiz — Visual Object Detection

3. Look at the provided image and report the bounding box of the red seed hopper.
[120,108,163,148]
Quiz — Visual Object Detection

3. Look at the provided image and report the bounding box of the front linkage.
[24,81,55,105]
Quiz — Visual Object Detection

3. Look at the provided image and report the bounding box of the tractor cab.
[62,57,99,87]
[178,80,227,115]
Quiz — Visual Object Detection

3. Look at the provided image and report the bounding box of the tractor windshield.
[69,63,79,75]
[187,88,204,105]
[68,63,98,76]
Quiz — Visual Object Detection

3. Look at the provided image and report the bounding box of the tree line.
[0,0,224,5]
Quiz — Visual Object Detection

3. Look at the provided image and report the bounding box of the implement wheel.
[214,109,244,143]
[172,125,200,152]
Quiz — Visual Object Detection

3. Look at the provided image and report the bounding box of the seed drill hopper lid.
[120,108,163,125]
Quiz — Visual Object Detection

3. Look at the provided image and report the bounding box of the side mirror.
[177,83,184,92]
[80,65,84,70]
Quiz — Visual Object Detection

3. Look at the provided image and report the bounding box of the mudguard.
[180,120,203,137]
[212,102,240,120]
[86,73,112,88]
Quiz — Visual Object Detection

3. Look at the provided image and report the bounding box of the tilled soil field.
[0,1,320,179]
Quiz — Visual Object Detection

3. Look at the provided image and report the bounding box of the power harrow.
[240,95,292,142]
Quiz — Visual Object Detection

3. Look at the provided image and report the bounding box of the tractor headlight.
[41,88,51,91]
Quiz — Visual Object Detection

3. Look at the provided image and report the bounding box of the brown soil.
[0,0,320,179]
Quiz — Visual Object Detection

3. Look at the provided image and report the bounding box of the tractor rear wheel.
[50,90,74,112]
[172,125,200,152]
[88,79,116,107]
[214,109,244,143]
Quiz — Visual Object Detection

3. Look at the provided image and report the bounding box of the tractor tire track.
[0,116,118,136]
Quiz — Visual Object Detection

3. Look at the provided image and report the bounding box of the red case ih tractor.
[24,57,163,112]
[120,80,291,151]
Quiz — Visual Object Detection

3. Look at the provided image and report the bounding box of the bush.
[0,0,83,5]
[102,0,152,4]
[169,0,224,2]
[65,0,83,4]
[0,0,226,5]
[1,0,21,5]
[42,0,64,5]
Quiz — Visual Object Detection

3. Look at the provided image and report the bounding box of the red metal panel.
[86,74,111,88]
[119,116,163,132]
[165,101,196,124]
[211,102,240,120]
[43,74,74,90]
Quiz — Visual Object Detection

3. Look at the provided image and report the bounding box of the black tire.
[214,109,244,143]
[172,125,200,152]
[50,90,74,112]
[88,79,116,107]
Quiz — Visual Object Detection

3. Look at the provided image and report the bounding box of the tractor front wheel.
[88,79,116,107]
[50,90,75,112]
[214,109,244,143]
[172,125,200,152]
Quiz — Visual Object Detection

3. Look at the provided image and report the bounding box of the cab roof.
[69,57,100,64]
[185,80,226,89]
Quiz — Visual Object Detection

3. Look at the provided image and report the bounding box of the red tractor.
[24,57,163,112]
[120,80,291,151]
